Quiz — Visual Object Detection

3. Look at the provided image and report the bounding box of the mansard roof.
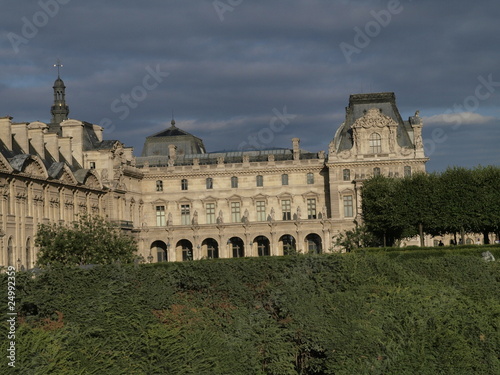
[333,92,414,152]
[135,147,320,167]
[141,120,206,157]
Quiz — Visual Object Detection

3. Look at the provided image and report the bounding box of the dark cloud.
[1,0,499,172]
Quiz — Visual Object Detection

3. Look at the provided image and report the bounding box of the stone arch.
[176,239,193,261]
[201,238,219,259]
[254,235,270,256]
[305,233,322,254]
[228,237,244,258]
[279,234,296,255]
[25,237,32,269]
[7,236,14,267]
[151,240,168,262]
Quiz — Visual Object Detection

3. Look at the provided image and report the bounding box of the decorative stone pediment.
[251,193,269,205]
[151,198,167,208]
[84,174,101,189]
[301,191,319,202]
[226,194,243,203]
[352,108,398,129]
[23,157,48,178]
[0,154,12,172]
[276,192,294,204]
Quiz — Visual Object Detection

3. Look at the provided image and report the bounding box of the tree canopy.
[35,214,137,267]
[361,166,500,245]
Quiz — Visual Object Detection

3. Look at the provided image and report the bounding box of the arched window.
[156,180,163,192]
[231,176,238,188]
[281,174,289,185]
[256,175,263,187]
[206,177,213,189]
[26,238,32,269]
[343,169,351,181]
[181,179,188,191]
[369,133,382,154]
[7,237,14,267]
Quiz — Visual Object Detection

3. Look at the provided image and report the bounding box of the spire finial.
[171,109,176,127]
[54,59,63,78]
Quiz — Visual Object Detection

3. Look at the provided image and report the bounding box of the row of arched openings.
[149,233,323,262]
[4,237,32,269]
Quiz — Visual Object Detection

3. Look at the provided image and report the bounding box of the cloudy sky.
[1,0,499,172]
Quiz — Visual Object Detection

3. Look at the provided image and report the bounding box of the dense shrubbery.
[2,249,500,374]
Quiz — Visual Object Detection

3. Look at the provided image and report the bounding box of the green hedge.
[2,252,499,374]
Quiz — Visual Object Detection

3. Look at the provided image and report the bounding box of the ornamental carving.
[400,146,413,156]
[338,150,351,159]
[352,108,398,129]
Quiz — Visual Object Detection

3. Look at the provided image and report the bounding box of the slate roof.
[334,92,414,152]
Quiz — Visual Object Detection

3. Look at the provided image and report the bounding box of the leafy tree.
[399,172,440,246]
[334,222,379,252]
[35,214,137,267]
[361,176,410,246]
[473,166,500,243]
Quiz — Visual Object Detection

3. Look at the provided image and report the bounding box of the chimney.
[59,137,73,165]
[11,122,30,153]
[44,133,59,162]
[292,137,300,160]
[0,116,13,150]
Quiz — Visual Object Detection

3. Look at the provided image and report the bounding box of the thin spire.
[54,59,63,78]
[171,109,176,127]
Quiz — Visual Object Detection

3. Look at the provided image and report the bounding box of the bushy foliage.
[4,248,499,374]
[362,166,500,245]
[35,214,137,267]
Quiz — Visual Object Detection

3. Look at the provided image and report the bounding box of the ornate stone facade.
[0,82,429,268]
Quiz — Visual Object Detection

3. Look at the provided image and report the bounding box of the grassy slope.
[2,246,500,374]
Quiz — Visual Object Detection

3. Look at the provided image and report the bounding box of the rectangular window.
[307,198,316,219]
[89,162,96,169]
[281,199,291,220]
[307,173,314,184]
[404,166,412,177]
[343,195,353,217]
[156,205,166,226]
[156,180,163,192]
[343,169,350,181]
[181,179,188,190]
[231,176,238,188]
[206,178,213,189]
[256,201,266,221]
[231,202,241,223]
[256,175,263,187]
[206,203,215,224]
[181,204,190,225]
[282,174,288,185]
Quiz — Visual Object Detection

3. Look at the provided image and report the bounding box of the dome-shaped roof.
[53,77,65,89]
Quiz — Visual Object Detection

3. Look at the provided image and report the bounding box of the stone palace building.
[0,75,428,268]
